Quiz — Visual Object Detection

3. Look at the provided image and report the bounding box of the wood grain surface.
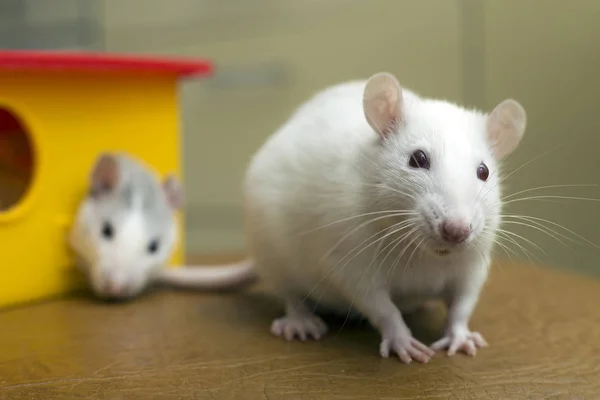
[0,255,598,399]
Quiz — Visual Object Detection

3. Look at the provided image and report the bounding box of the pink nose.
[441,220,471,243]
[104,280,125,296]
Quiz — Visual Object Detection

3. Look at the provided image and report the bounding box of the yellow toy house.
[0,50,212,308]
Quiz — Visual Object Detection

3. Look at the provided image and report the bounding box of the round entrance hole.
[0,108,35,213]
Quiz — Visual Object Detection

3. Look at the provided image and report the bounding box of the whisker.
[500,221,575,256]
[393,231,425,280]
[333,219,420,269]
[335,223,416,337]
[479,231,518,265]
[482,228,521,260]
[359,225,421,289]
[318,222,397,321]
[480,144,564,203]
[317,214,418,263]
[496,227,547,255]
[366,224,418,274]
[471,241,492,266]
[332,222,413,271]
[502,214,600,251]
[302,210,418,235]
[495,229,543,264]
[493,237,521,262]
[503,195,600,206]
[361,182,417,202]
[304,219,418,306]
[502,216,574,248]
[502,184,598,201]
[404,236,425,271]
[302,224,393,308]
[378,226,422,281]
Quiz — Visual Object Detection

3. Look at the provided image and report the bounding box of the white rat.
[69,152,256,300]
[162,72,528,364]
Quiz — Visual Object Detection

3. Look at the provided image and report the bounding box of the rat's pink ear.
[486,99,527,159]
[363,72,404,138]
[162,174,184,210]
[90,153,120,196]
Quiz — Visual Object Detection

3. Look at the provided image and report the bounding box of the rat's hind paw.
[270,314,328,341]
[431,328,488,356]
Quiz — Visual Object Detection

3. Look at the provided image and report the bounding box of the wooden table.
[1,257,599,399]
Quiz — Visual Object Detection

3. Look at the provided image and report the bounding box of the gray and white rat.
[159,72,528,364]
[69,152,256,301]
[68,152,186,300]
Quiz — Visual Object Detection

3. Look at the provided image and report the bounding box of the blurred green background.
[2,0,599,276]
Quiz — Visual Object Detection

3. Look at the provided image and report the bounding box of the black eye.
[147,239,160,254]
[101,222,114,240]
[477,163,489,181]
[408,150,430,169]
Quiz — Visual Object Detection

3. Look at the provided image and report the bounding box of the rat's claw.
[411,339,436,358]
[470,332,488,347]
[397,349,411,364]
[430,336,451,351]
[290,326,307,341]
[307,317,328,339]
[431,328,487,357]
[448,338,463,356]
[380,336,434,364]
[270,314,328,341]
[464,340,477,356]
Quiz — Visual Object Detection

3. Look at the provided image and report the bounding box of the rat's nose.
[104,280,124,296]
[441,220,471,243]
[101,276,129,298]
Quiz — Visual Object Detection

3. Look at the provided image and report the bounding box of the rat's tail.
[156,258,257,290]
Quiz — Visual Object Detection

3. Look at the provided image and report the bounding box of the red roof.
[0,50,213,79]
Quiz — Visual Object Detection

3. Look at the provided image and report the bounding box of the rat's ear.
[162,174,184,210]
[486,99,527,159]
[363,72,404,138]
[90,153,120,196]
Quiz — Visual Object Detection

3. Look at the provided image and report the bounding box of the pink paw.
[431,328,488,356]
[380,334,435,364]
[270,315,328,341]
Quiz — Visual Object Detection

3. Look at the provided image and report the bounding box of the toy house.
[0,51,212,308]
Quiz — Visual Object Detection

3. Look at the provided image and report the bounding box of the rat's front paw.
[270,314,328,341]
[380,331,435,364]
[431,327,488,356]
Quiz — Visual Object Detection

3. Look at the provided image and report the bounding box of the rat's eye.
[101,222,114,240]
[147,239,160,254]
[477,162,489,181]
[408,150,430,169]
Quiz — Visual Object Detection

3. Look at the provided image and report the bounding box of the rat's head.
[78,153,183,300]
[362,73,526,256]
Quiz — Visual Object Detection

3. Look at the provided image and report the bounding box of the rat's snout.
[440,220,472,244]
[103,279,128,297]
[91,267,135,300]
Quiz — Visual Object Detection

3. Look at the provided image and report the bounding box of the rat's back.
[243,80,374,300]
[245,80,372,200]
[244,80,371,224]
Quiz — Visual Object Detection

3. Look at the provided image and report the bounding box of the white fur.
[246,81,496,301]
[157,259,256,289]
[240,73,525,362]
[70,198,178,299]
